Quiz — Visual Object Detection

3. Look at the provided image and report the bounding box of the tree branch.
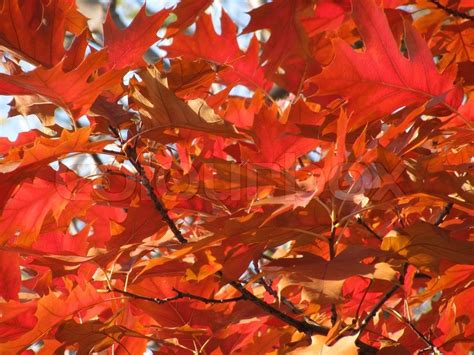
[126,146,188,244]
[172,288,245,304]
[428,0,474,20]
[110,287,181,304]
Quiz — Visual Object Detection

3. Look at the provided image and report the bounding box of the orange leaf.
[240,104,318,170]
[0,51,125,117]
[0,283,105,354]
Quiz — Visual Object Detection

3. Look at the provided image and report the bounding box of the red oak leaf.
[0,0,87,67]
[240,104,318,170]
[166,11,270,91]
[243,0,321,92]
[307,0,464,129]
[103,5,170,70]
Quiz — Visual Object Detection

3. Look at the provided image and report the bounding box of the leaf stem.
[354,279,373,323]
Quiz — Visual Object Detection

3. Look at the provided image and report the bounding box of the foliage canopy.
[0,0,473,353]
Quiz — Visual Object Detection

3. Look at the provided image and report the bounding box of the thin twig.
[428,0,474,20]
[356,217,382,241]
[358,285,399,333]
[298,157,305,168]
[329,211,338,326]
[110,287,181,304]
[434,202,453,226]
[172,288,245,304]
[253,260,303,315]
[110,287,244,304]
[227,279,329,335]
